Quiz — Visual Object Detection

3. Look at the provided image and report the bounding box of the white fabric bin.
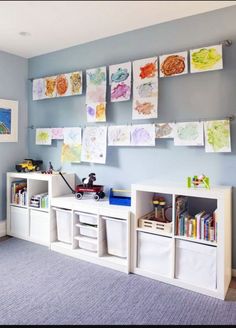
[53,207,72,244]
[138,231,172,276]
[175,239,217,290]
[103,216,127,258]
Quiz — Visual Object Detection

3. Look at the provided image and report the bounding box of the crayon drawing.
[109,62,131,102]
[33,79,45,100]
[0,99,18,142]
[61,144,82,163]
[51,128,64,140]
[63,127,81,145]
[204,120,231,152]
[130,124,155,146]
[36,128,52,145]
[108,125,131,146]
[190,45,223,73]
[159,51,188,77]
[81,126,107,164]
[156,123,175,138]
[174,122,204,146]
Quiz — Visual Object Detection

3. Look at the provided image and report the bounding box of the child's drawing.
[190,45,223,73]
[133,57,158,81]
[86,103,106,122]
[63,127,81,145]
[36,128,52,145]
[70,71,82,95]
[81,126,107,164]
[0,108,11,134]
[33,79,45,100]
[159,51,188,77]
[108,125,131,146]
[61,143,82,163]
[51,128,64,140]
[45,76,56,98]
[204,120,231,152]
[86,67,106,104]
[109,62,131,102]
[132,98,157,120]
[130,124,155,146]
[174,122,204,146]
[56,74,69,97]
[156,123,175,138]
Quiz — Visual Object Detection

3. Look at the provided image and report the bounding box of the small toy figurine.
[41,162,54,174]
[187,174,210,189]
[82,173,96,188]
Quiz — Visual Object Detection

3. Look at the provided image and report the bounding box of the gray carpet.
[0,238,236,325]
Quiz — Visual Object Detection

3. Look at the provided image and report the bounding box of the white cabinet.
[131,181,232,299]
[7,172,75,246]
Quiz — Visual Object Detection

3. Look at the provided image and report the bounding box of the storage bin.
[175,239,217,290]
[75,211,97,225]
[10,206,28,237]
[138,231,172,276]
[78,224,97,238]
[53,207,72,244]
[30,209,49,244]
[103,216,127,258]
[78,239,97,252]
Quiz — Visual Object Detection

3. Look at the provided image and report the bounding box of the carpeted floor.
[0,237,236,325]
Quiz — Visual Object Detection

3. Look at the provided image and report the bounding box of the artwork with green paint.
[190,44,223,73]
[204,120,231,152]
[36,128,52,145]
[174,122,204,146]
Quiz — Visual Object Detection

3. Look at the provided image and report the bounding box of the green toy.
[187,174,210,189]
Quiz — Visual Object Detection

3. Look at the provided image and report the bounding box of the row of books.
[176,210,217,242]
[11,180,27,206]
[30,192,49,209]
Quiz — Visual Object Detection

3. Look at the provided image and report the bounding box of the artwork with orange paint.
[56,74,69,96]
[70,72,82,95]
[45,77,56,97]
[86,103,106,122]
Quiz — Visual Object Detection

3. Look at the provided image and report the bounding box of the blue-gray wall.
[0,51,28,220]
[28,6,236,267]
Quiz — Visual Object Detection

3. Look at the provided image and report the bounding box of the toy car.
[15,159,43,173]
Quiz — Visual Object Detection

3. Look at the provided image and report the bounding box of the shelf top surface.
[7,171,74,180]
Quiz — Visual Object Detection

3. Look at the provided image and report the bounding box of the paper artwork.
[36,128,52,145]
[86,103,106,122]
[108,125,131,146]
[204,120,231,152]
[33,79,45,100]
[132,57,158,120]
[156,123,175,138]
[174,122,204,146]
[130,124,155,146]
[109,62,131,102]
[0,99,18,142]
[61,127,82,163]
[81,126,107,164]
[190,44,223,73]
[51,128,64,140]
[159,51,188,77]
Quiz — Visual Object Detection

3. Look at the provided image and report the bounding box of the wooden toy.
[187,174,210,189]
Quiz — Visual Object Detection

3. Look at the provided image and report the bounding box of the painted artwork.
[81,126,107,164]
[55,74,70,97]
[36,128,52,145]
[33,78,45,100]
[159,51,188,77]
[130,124,155,146]
[63,127,81,145]
[45,76,57,98]
[69,71,82,95]
[190,45,223,73]
[108,125,131,146]
[109,62,131,102]
[204,120,231,152]
[61,144,82,163]
[156,123,175,138]
[132,57,158,120]
[86,103,106,122]
[51,128,64,140]
[0,99,18,142]
[174,122,204,146]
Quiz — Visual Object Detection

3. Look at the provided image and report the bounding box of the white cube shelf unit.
[7,172,75,246]
[131,181,232,300]
[50,195,131,273]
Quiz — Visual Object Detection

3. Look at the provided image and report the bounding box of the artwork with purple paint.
[130,124,155,146]
[33,78,45,100]
[51,128,64,140]
[109,62,131,102]
[111,83,131,101]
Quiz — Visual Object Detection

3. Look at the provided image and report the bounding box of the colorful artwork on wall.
[51,128,64,140]
[81,126,107,164]
[86,103,106,122]
[159,51,188,77]
[174,122,204,146]
[0,99,18,142]
[132,57,158,120]
[190,45,223,73]
[35,128,52,145]
[130,124,155,146]
[204,120,231,152]
[109,62,131,102]
[108,125,131,146]
[61,127,82,163]
[155,123,175,138]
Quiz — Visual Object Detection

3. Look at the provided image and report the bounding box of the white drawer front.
[10,206,29,237]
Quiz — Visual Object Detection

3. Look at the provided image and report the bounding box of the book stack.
[11,180,27,206]
[30,193,48,209]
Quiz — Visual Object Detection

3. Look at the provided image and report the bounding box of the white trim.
[0,220,6,237]
[232,269,236,277]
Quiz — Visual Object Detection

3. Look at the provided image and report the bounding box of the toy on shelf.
[109,189,131,206]
[59,171,105,201]
[15,159,43,173]
[152,196,172,223]
[187,174,210,189]
[41,162,55,174]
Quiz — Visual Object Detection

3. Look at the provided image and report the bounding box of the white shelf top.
[7,171,74,181]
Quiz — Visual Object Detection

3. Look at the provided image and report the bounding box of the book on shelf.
[11,180,27,206]
[30,192,48,209]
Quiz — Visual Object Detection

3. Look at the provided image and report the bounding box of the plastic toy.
[59,172,105,201]
[41,162,54,174]
[152,196,172,223]
[15,159,43,173]
[187,174,210,189]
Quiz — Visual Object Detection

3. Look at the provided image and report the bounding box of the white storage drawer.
[75,211,98,225]
[10,206,29,237]
[78,224,97,238]
[175,240,217,290]
[53,207,72,244]
[138,231,172,276]
[30,209,50,244]
[78,239,97,252]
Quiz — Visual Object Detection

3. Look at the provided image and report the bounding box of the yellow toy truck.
[15,159,43,173]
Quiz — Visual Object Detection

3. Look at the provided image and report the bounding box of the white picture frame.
[0,99,18,142]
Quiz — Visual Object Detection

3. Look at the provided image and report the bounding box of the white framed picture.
[0,99,18,142]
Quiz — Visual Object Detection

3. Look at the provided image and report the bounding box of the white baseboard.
[232,269,236,278]
[0,220,6,237]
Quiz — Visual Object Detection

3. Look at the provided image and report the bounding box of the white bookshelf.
[7,172,75,246]
[131,181,232,300]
